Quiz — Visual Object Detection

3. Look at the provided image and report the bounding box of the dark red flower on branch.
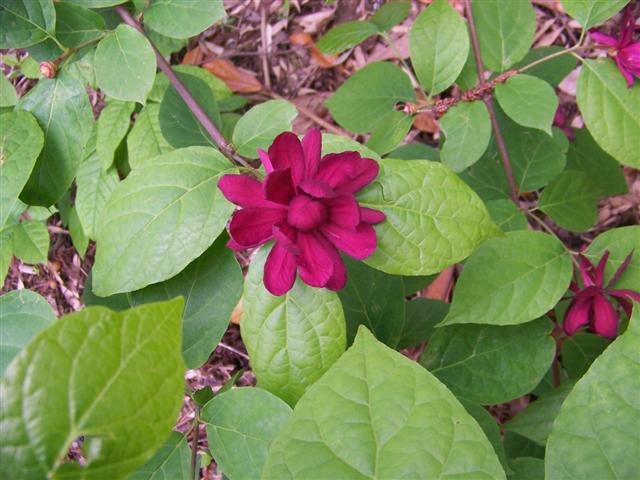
[563,250,640,338]
[590,5,640,87]
[218,129,385,296]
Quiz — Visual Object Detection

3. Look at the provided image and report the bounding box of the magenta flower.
[563,250,640,338]
[218,129,385,296]
[590,6,640,87]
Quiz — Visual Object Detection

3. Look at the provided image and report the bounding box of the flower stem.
[517,44,587,74]
[115,6,252,169]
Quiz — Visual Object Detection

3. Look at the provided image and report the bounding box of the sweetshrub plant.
[0,0,639,479]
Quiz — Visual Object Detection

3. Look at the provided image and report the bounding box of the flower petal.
[297,231,335,287]
[591,293,619,338]
[298,179,336,199]
[607,289,640,303]
[563,297,592,336]
[258,148,274,173]
[336,157,379,194]
[264,242,298,296]
[273,223,299,254]
[315,152,380,194]
[302,128,321,179]
[326,195,360,228]
[321,222,377,259]
[589,30,619,48]
[594,250,609,287]
[578,254,596,287]
[229,208,286,248]
[264,168,295,205]
[326,247,347,291]
[360,207,386,225]
[607,249,635,288]
[268,131,305,184]
[615,55,636,87]
[218,174,283,209]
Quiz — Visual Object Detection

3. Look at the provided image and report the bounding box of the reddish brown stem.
[115,6,251,169]
[463,0,519,205]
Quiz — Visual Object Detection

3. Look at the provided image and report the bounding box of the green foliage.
[263,327,506,479]
[584,226,639,291]
[561,333,610,380]
[439,100,491,172]
[54,2,105,48]
[0,72,18,106]
[397,298,449,349]
[130,432,191,480]
[139,0,226,39]
[317,20,379,55]
[0,0,56,48]
[513,47,577,86]
[12,219,49,264]
[127,103,174,168]
[96,99,135,170]
[0,299,186,479]
[371,1,410,31]
[561,0,630,29]
[485,199,528,232]
[538,170,598,232]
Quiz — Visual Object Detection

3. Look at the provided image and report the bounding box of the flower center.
[287,194,328,232]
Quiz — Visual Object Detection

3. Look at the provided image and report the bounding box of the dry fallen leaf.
[230,297,243,325]
[202,59,263,93]
[182,45,204,65]
[413,111,440,134]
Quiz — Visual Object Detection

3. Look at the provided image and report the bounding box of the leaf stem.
[463,0,519,205]
[114,6,252,169]
[190,404,200,480]
[517,44,587,74]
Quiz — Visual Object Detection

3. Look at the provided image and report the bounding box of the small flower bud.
[39,61,56,79]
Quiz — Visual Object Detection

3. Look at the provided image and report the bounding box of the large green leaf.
[0,289,55,375]
[65,0,127,6]
[242,246,346,406]
[0,111,44,228]
[566,128,627,197]
[495,74,558,135]
[538,170,598,232]
[0,0,56,48]
[508,457,544,480]
[439,100,491,172]
[325,61,415,133]
[584,226,639,291]
[421,318,556,404]
[545,306,640,479]
[561,333,610,380]
[95,24,157,103]
[92,147,236,296]
[337,256,405,347]
[397,298,449,349]
[409,0,468,95]
[232,99,297,158]
[317,20,379,55]
[127,103,174,168]
[12,219,49,264]
[513,46,577,87]
[96,99,135,170]
[16,76,93,206]
[441,231,572,326]
[202,387,292,480]
[561,0,630,29]
[371,0,410,31]
[366,112,413,155]
[150,65,232,104]
[0,299,186,479]
[54,1,105,48]
[485,199,528,232]
[504,384,572,445]
[459,142,511,202]
[460,400,510,473]
[0,72,18,106]
[140,0,226,39]
[130,432,191,480]
[357,159,500,275]
[473,0,535,72]
[263,326,506,479]
[577,58,640,168]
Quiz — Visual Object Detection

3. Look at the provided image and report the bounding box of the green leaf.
[232,99,297,158]
[150,65,232,104]
[242,246,346,406]
[538,170,598,232]
[421,318,556,404]
[577,58,640,168]
[504,384,572,445]
[130,432,190,480]
[401,275,436,295]
[584,226,639,291]
[92,147,236,296]
[0,228,13,281]
[127,103,174,168]
[0,299,185,479]
[65,0,127,6]
[409,0,469,95]
[0,111,44,228]
[338,256,405,348]
[54,1,105,48]
[97,99,135,171]
[25,37,61,62]
[140,0,226,39]
[460,400,511,473]
[202,387,292,480]
[441,231,572,326]
[16,76,93,206]
[473,0,535,72]
[561,333,610,380]
[357,159,500,275]
[459,142,511,201]
[485,199,528,232]
[263,326,506,479]
[508,457,544,480]
[12,220,49,264]
[75,133,120,239]
[561,0,630,29]
[495,74,558,135]
[371,0,410,31]
[387,142,440,161]
[512,46,577,86]
[366,111,413,156]
[65,47,97,88]
[68,205,88,256]
[397,298,449,349]
[95,24,157,104]
[317,20,379,55]
[159,72,221,148]
[0,73,17,107]
[0,0,56,48]
[567,128,627,197]
[0,289,55,375]
[545,308,640,479]
[325,61,415,133]
[439,100,491,172]
[321,133,381,159]
[147,27,188,58]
